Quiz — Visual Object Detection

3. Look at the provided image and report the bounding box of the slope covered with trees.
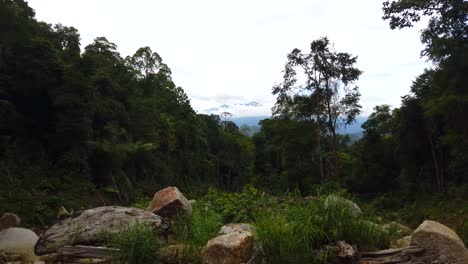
[0,0,466,242]
[0,0,253,225]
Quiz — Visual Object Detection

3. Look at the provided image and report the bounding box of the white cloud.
[28,0,429,117]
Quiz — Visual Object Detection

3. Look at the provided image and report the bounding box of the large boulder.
[0,227,39,261]
[0,213,21,231]
[35,206,163,255]
[410,220,468,263]
[201,231,254,264]
[146,187,192,217]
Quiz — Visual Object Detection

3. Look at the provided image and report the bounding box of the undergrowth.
[254,193,388,263]
[109,223,161,264]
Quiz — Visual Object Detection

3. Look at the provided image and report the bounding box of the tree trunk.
[316,115,325,183]
[427,133,441,192]
[325,88,340,181]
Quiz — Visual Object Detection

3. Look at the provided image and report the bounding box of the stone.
[0,213,21,231]
[201,231,254,264]
[146,187,192,217]
[35,206,163,255]
[0,227,39,261]
[334,240,360,263]
[219,223,253,235]
[323,195,361,216]
[410,220,468,263]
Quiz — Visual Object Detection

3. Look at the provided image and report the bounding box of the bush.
[169,202,222,263]
[202,185,270,223]
[109,223,161,264]
[254,194,388,263]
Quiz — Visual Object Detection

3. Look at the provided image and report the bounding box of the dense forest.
[0,0,466,242]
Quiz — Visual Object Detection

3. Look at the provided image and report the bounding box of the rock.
[0,227,39,261]
[201,231,254,264]
[35,206,163,255]
[410,220,468,263]
[0,213,21,231]
[334,241,360,263]
[219,223,253,235]
[146,187,192,217]
[324,195,361,216]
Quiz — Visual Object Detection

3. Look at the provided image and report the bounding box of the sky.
[27,0,429,117]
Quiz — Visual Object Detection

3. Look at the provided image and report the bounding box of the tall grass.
[254,194,389,263]
[170,202,222,263]
[109,223,161,264]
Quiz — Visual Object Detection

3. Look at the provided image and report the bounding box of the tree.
[382,0,467,62]
[272,37,362,181]
[383,0,468,193]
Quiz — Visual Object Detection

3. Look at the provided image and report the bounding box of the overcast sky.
[28,0,429,117]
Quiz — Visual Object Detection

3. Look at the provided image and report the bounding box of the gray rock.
[0,227,39,261]
[411,220,468,264]
[35,206,163,255]
[0,213,21,231]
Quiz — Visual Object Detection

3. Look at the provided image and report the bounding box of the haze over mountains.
[202,101,267,116]
[201,102,366,138]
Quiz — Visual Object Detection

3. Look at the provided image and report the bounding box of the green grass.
[253,194,388,263]
[109,222,161,264]
[169,202,222,263]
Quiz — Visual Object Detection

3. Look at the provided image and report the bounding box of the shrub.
[109,223,161,264]
[202,185,270,223]
[169,202,222,263]
[254,194,388,263]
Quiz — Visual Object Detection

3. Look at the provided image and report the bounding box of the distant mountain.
[337,116,367,134]
[202,101,266,116]
[231,116,269,126]
[231,115,367,131]
[239,125,261,137]
[236,101,262,107]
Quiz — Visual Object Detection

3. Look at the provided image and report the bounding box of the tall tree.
[272,37,362,181]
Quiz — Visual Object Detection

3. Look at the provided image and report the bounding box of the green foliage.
[0,0,254,225]
[109,223,161,264]
[254,194,388,263]
[272,37,363,180]
[202,185,269,223]
[169,202,222,263]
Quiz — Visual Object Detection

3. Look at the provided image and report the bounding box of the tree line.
[0,0,466,225]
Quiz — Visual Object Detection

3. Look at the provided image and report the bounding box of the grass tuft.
[109,222,161,264]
